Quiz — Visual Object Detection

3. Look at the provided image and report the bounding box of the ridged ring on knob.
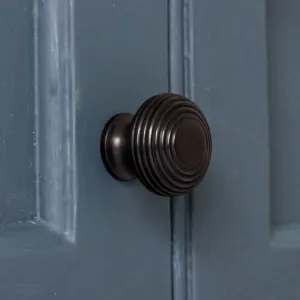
[101,93,212,196]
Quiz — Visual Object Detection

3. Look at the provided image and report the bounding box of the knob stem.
[101,113,136,181]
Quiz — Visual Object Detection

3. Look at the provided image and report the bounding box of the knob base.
[101,113,136,181]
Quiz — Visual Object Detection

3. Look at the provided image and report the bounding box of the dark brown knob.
[100,93,212,196]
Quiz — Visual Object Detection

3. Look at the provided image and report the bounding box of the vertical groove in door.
[183,2,195,300]
[33,0,40,220]
[169,0,195,299]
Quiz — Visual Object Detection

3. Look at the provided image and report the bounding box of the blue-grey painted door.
[0,0,171,299]
[2,0,300,299]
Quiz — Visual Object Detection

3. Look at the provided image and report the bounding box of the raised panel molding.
[34,0,77,243]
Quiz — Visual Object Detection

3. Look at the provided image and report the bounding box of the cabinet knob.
[100,93,212,196]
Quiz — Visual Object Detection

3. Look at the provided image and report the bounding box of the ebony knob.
[100,93,212,196]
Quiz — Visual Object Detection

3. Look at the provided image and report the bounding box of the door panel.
[268,0,300,229]
[0,0,35,224]
[193,0,300,299]
[0,1,171,299]
[74,0,171,298]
